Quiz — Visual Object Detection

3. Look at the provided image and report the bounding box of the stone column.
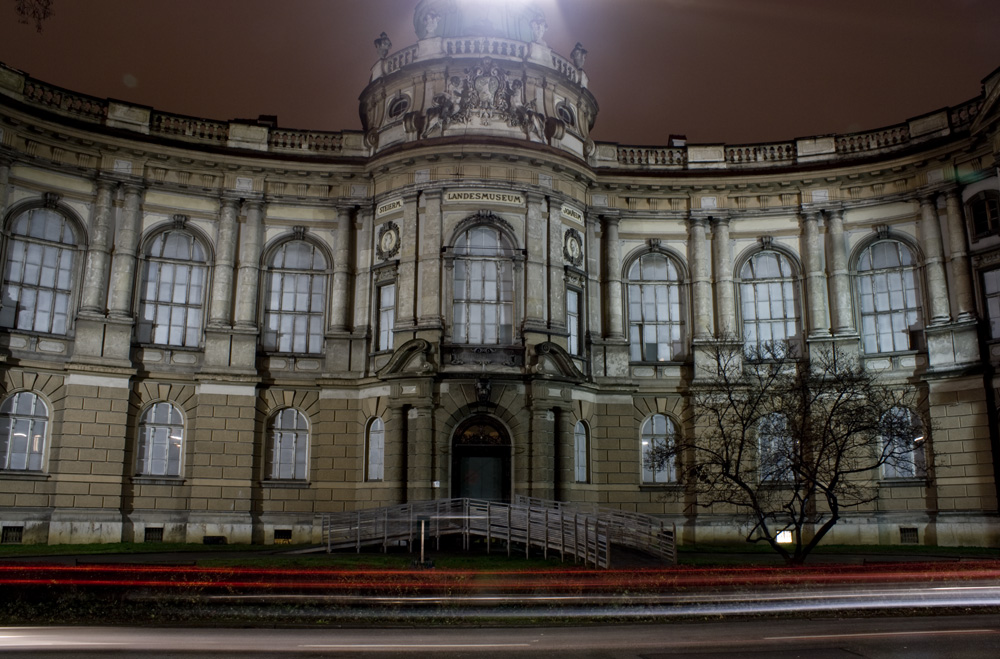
[944,189,975,319]
[688,217,713,340]
[395,194,419,329]
[712,217,736,337]
[234,201,264,328]
[406,405,435,502]
[601,213,624,339]
[331,205,354,331]
[208,197,239,327]
[919,194,951,325]
[548,199,566,333]
[801,211,831,337]
[826,208,854,334]
[0,157,11,214]
[529,405,555,500]
[80,179,117,315]
[585,214,601,341]
[418,191,442,328]
[524,192,548,333]
[108,184,144,318]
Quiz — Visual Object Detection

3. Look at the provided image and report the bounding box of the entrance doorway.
[451,416,511,502]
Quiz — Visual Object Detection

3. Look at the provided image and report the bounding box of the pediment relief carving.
[377,338,437,378]
[529,342,585,380]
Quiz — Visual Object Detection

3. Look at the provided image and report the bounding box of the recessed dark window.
[144,527,164,543]
[968,192,999,239]
[556,103,576,128]
[899,527,919,544]
[387,96,410,119]
[274,528,293,544]
[1,526,24,544]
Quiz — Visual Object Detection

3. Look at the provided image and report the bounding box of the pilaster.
[208,197,239,327]
[108,184,143,319]
[826,208,855,335]
[688,216,713,340]
[944,188,976,320]
[919,193,952,325]
[80,179,116,315]
[523,191,548,335]
[711,216,735,336]
[801,210,831,338]
[234,200,264,328]
[417,190,443,329]
[601,213,624,340]
[331,204,355,332]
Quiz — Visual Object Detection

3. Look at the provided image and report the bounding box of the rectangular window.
[377,283,396,351]
[567,289,581,356]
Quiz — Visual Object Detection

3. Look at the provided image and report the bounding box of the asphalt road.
[1,615,998,658]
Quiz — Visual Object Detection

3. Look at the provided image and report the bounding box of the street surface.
[1,615,998,657]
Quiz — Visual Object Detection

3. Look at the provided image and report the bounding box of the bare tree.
[649,339,928,564]
[14,0,53,32]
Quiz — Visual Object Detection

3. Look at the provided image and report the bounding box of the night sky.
[1,0,998,146]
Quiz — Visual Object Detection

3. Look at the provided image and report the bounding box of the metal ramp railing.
[321,498,611,568]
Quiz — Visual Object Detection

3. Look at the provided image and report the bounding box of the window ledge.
[879,478,928,486]
[639,483,682,491]
[132,476,185,486]
[261,480,310,489]
[0,471,50,481]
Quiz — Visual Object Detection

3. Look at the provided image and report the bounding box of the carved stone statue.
[530,18,547,45]
[571,43,588,69]
[374,32,392,59]
[422,11,441,38]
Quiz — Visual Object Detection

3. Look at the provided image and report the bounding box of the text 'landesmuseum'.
[0,0,998,548]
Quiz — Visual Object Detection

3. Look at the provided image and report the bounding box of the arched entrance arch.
[451,415,511,502]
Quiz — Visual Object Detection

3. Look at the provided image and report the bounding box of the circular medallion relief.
[376,222,401,260]
[564,228,584,266]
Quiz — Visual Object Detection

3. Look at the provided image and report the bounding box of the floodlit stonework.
[0,0,998,548]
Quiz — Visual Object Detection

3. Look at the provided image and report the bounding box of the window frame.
[375,281,397,353]
[966,190,1000,241]
[450,223,517,347]
[0,206,82,336]
[136,402,185,478]
[267,407,309,481]
[852,238,923,355]
[261,238,329,355]
[366,417,385,482]
[626,251,686,363]
[0,391,49,472]
[136,228,209,349]
[880,406,928,480]
[567,286,583,357]
[737,248,802,353]
[757,412,794,483]
[641,413,677,484]
[982,267,1000,342]
[573,420,589,483]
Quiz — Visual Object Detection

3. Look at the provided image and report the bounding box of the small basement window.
[1,526,24,544]
[274,529,293,545]
[144,527,164,543]
[899,527,919,544]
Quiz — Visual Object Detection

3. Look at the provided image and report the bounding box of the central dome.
[414,0,545,41]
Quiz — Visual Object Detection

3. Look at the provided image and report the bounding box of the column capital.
[918,189,940,205]
[94,177,119,194]
[599,212,621,229]
[242,199,266,215]
[219,196,241,212]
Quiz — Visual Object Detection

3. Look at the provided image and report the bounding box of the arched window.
[452,225,514,345]
[263,240,327,354]
[0,392,48,471]
[136,402,184,477]
[758,412,793,482]
[739,250,800,350]
[881,407,927,479]
[0,207,78,335]
[854,240,922,354]
[627,252,684,362]
[641,414,676,483]
[366,417,385,481]
[574,420,589,483]
[267,408,309,480]
[137,230,208,347]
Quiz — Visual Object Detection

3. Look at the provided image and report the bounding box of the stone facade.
[0,2,998,547]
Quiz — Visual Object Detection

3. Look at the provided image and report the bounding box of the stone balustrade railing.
[549,52,581,84]
[21,79,107,123]
[151,111,228,144]
[444,36,528,60]
[836,124,910,155]
[726,142,795,166]
[383,45,419,76]
[617,146,687,168]
[269,129,344,153]
[950,98,982,129]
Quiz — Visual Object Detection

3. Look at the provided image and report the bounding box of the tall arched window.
[137,230,208,348]
[758,412,793,482]
[267,408,309,480]
[366,417,385,482]
[627,252,684,362]
[136,402,184,477]
[641,414,676,483]
[574,420,589,483]
[739,250,800,350]
[966,190,999,240]
[854,240,922,354]
[0,207,79,335]
[452,225,514,345]
[263,240,327,353]
[0,392,48,472]
[881,407,927,479]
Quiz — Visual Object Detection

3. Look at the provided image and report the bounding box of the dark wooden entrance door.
[451,416,511,502]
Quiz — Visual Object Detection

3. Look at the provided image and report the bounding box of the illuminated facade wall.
[0,3,998,546]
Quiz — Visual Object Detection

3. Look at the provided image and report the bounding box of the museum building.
[0,0,998,547]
